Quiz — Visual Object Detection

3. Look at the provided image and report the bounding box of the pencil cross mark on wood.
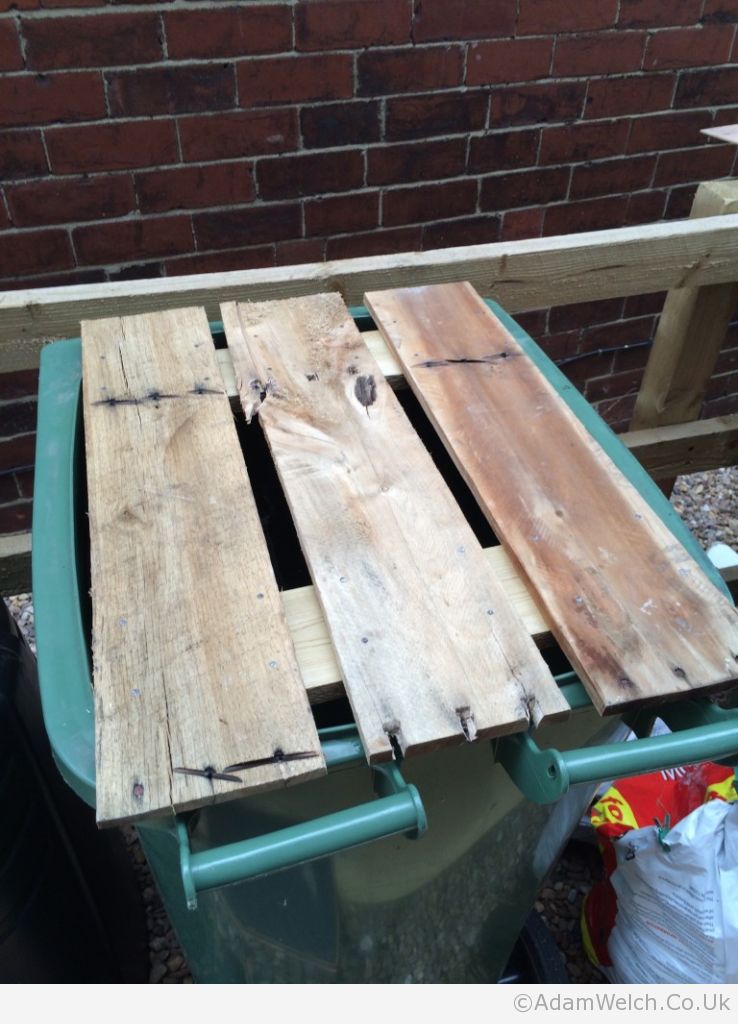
[223,749,319,772]
[173,765,243,784]
[413,352,513,369]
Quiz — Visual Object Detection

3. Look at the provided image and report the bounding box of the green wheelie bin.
[31,302,738,983]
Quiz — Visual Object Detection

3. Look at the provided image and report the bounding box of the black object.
[0,600,148,983]
[498,912,570,984]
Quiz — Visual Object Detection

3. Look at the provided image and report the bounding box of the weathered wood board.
[83,307,324,826]
[366,282,738,715]
[222,294,567,763]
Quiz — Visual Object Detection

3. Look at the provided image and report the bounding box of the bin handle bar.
[177,731,426,909]
[495,699,738,804]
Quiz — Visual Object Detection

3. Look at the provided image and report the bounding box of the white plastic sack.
[605,798,738,983]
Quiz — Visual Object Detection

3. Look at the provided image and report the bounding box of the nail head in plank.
[223,294,567,762]
[83,306,324,826]
[366,282,738,715]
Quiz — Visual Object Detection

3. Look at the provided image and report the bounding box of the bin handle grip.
[176,729,426,909]
[495,698,738,804]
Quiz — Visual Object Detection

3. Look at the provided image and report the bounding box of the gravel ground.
[5,467,737,983]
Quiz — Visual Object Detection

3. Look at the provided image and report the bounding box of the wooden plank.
[0,531,31,598]
[631,181,738,431]
[5,215,738,347]
[366,282,738,715]
[223,294,567,762]
[83,307,324,826]
[624,414,738,479]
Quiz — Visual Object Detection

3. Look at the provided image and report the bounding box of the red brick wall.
[2,0,738,536]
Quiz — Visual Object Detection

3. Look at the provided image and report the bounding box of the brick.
[501,207,545,241]
[0,131,47,179]
[108,65,235,118]
[703,0,738,24]
[73,216,193,266]
[422,214,500,249]
[0,369,38,400]
[304,191,379,236]
[481,167,569,210]
[0,474,20,503]
[7,175,136,227]
[468,129,539,174]
[569,154,656,200]
[702,395,738,418]
[0,0,37,9]
[238,54,352,106]
[165,6,292,60]
[549,298,624,333]
[676,67,738,109]
[516,310,549,339]
[467,38,552,86]
[386,92,488,141]
[367,138,467,186]
[618,0,703,28]
[0,434,35,474]
[586,366,643,402]
[136,162,254,215]
[275,238,325,265]
[0,72,105,128]
[624,291,666,318]
[612,340,653,373]
[296,0,411,51]
[518,0,617,34]
[257,150,364,201]
[0,19,22,70]
[644,25,732,70]
[0,502,32,534]
[326,226,421,260]
[539,120,630,164]
[15,469,33,498]
[664,183,697,219]
[23,13,161,70]
[194,203,301,250]
[490,81,587,128]
[704,369,738,400]
[0,229,73,277]
[653,144,735,186]
[358,45,463,96]
[106,262,161,282]
[383,179,478,227]
[179,109,298,162]
[627,109,714,153]
[562,351,615,384]
[46,120,178,173]
[0,267,105,291]
[163,245,274,276]
[543,195,628,235]
[0,399,37,436]
[302,102,380,149]
[624,188,667,224]
[412,0,514,42]
[553,31,646,77]
[585,74,675,119]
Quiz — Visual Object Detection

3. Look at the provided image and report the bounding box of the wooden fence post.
[631,180,738,435]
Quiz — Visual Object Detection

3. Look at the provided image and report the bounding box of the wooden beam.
[0,532,31,598]
[4,215,738,351]
[631,181,738,431]
[624,414,738,479]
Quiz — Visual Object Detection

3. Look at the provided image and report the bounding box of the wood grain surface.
[83,307,323,826]
[366,282,738,714]
[223,294,566,762]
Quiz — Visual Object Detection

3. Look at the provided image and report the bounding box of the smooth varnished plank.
[83,307,324,826]
[366,282,738,715]
[223,294,566,763]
